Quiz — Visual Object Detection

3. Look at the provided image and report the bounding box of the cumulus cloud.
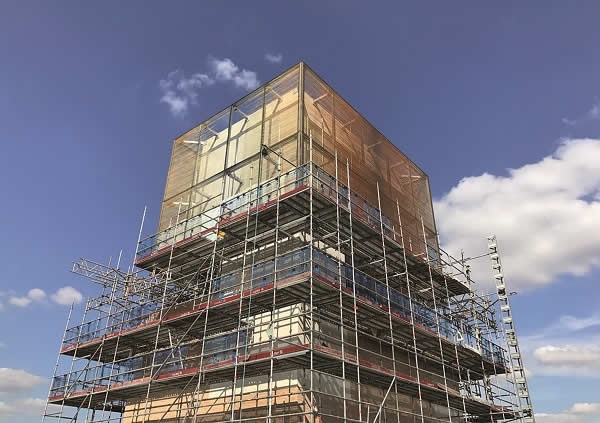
[51,286,83,305]
[570,403,600,414]
[533,345,600,372]
[27,288,46,301]
[210,57,238,80]
[0,368,45,393]
[6,286,80,308]
[537,402,600,423]
[160,58,259,117]
[0,401,13,418]
[434,138,600,291]
[159,70,215,117]
[8,296,31,307]
[160,89,189,117]
[519,310,600,378]
[8,288,47,307]
[209,57,259,90]
[563,101,600,126]
[265,53,283,64]
[177,73,214,100]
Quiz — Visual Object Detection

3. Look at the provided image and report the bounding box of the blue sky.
[1,2,599,422]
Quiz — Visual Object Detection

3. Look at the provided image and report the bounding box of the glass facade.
[156,63,437,259]
[158,66,300,232]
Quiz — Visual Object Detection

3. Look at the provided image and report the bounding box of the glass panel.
[263,68,299,147]
[410,163,429,207]
[189,177,224,214]
[260,137,298,183]
[163,133,199,202]
[195,110,229,183]
[390,155,414,212]
[224,157,259,200]
[227,91,264,168]
[334,94,363,165]
[363,131,389,185]
[304,69,334,154]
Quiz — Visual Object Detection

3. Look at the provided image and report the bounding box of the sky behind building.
[1,2,600,422]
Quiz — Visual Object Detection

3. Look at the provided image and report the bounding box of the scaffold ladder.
[487,235,535,422]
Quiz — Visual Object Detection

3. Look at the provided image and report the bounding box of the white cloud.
[27,288,46,301]
[5,286,82,308]
[211,57,238,80]
[434,138,600,291]
[160,58,259,117]
[520,312,600,378]
[7,288,48,308]
[571,403,600,415]
[533,345,600,371]
[8,296,30,307]
[51,286,83,305]
[537,402,600,423]
[563,101,600,126]
[209,58,260,90]
[160,89,188,117]
[0,401,14,418]
[177,73,214,101]
[233,69,260,90]
[265,53,283,64]
[0,368,45,393]
[159,69,214,117]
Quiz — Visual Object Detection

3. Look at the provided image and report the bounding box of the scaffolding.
[44,63,533,423]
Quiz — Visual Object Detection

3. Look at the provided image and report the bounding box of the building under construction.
[44,63,534,423]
